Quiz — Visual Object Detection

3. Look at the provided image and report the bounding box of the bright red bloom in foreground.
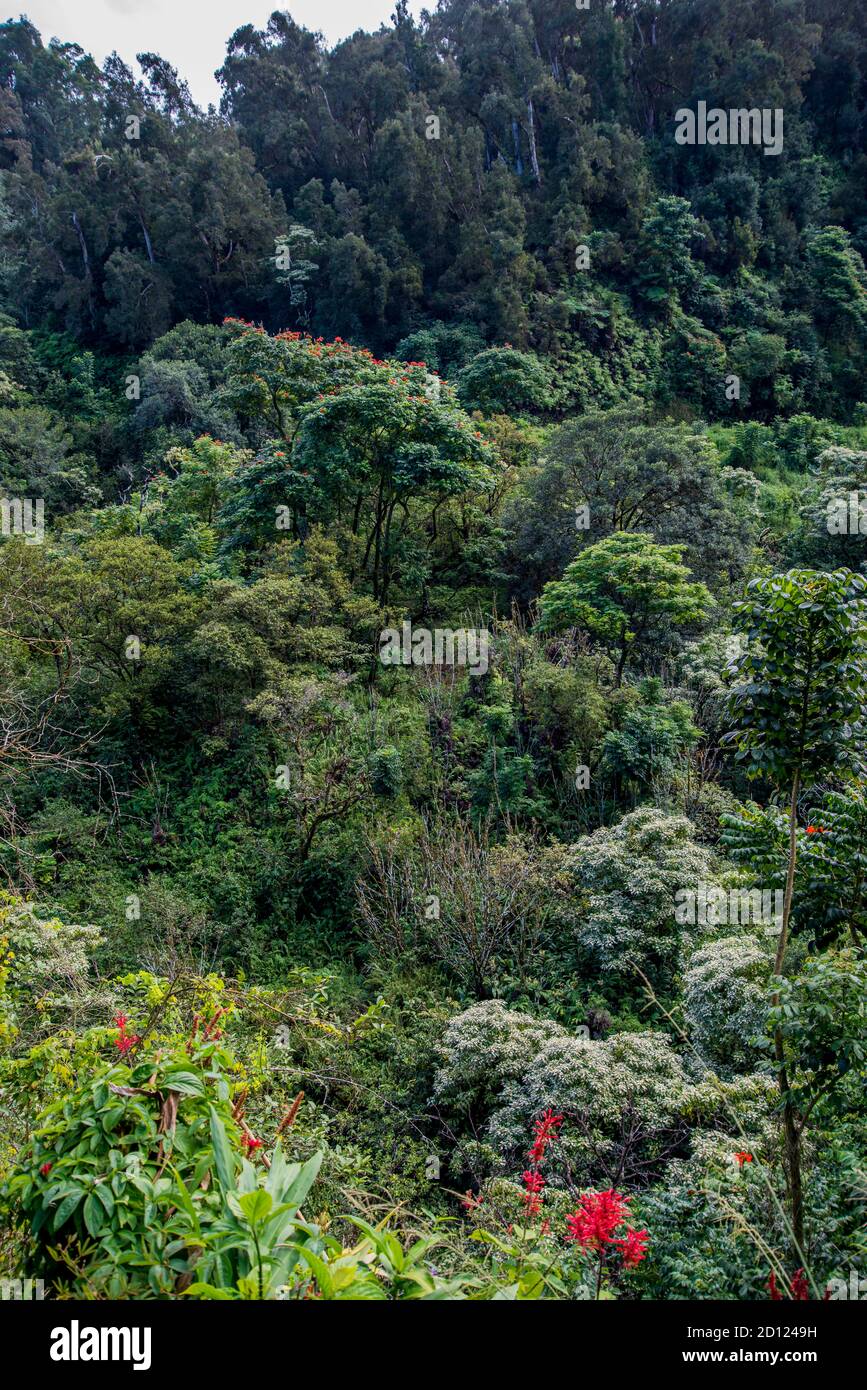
[40,1162,52,1176]
[565,1189,649,1275]
[528,1109,563,1165]
[244,1135,263,1153]
[522,1168,545,1215]
[768,1268,812,1300]
[734,1151,753,1166]
[615,1227,649,1268]
[565,1189,629,1251]
[113,1013,140,1054]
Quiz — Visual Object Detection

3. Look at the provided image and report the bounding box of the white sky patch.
[15,1,431,108]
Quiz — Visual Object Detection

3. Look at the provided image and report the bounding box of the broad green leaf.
[208,1106,237,1193]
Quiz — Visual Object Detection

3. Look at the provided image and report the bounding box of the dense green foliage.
[0,2,865,1301]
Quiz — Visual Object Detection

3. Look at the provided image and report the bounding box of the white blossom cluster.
[434,998,777,1184]
[683,935,771,1074]
[559,807,716,976]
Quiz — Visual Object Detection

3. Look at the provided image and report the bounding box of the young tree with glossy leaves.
[723,567,867,1255]
[536,533,712,686]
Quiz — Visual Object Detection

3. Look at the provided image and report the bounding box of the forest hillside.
[0,1,866,1304]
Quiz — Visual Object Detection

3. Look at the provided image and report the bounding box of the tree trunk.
[138,212,156,264]
[380,495,398,605]
[370,477,386,600]
[526,97,541,184]
[511,119,523,176]
[71,211,90,275]
[774,771,805,1257]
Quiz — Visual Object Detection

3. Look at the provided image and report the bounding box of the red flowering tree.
[221,321,378,439]
[219,321,499,596]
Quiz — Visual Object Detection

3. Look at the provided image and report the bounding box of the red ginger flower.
[244,1134,263,1153]
[40,1162,52,1176]
[113,1013,140,1053]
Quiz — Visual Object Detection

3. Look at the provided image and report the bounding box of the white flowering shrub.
[557,807,717,982]
[430,998,564,1105]
[683,935,771,1074]
[434,1000,693,1185]
[684,1071,778,1139]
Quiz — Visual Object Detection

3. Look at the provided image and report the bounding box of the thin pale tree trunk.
[774,771,805,1256]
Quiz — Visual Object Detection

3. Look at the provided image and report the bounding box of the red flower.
[461,1189,483,1212]
[244,1134,263,1153]
[40,1162,52,1176]
[528,1138,547,1165]
[768,1268,811,1300]
[203,1009,226,1040]
[565,1189,629,1251]
[734,1151,753,1166]
[528,1109,563,1165]
[522,1168,545,1216]
[615,1227,649,1268]
[113,1013,140,1053]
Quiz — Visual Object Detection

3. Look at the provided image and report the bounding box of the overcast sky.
[12,1,431,108]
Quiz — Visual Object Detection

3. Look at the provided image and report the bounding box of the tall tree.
[536,532,712,686]
[724,567,867,1255]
